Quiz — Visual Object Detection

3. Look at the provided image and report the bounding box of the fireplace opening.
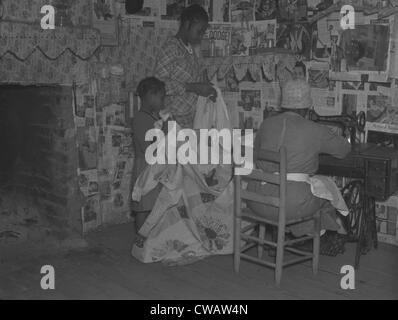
[0,85,79,245]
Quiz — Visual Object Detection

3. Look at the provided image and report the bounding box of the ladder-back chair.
[233,147,321,286]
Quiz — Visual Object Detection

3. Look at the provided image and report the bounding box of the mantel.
[0,20,101,61]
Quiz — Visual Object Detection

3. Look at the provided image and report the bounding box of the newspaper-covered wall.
[74,83,135,233]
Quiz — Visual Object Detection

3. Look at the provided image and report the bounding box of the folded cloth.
[309,175,349,216]
[132,163,166,201]
[285,173,349,216]
[193,86,232,132]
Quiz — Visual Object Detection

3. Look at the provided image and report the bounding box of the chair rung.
[241,210,279,226]
[240,168,281,185]
[241,242,257,252]
[284,235,313,246]
[241,190,280,207]
[240,253,276,268]
[240,212,317,228]
[286,215,316,225]
[240,234,277,248]
[285,246,313,257]
[282,256,312,267]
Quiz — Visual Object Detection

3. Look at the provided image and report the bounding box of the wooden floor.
[1,222,397,300]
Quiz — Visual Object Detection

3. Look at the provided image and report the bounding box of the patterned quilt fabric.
[131,161,234,265]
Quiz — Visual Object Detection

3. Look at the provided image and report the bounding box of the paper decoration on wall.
[1,0,92,26]
[342,93,358,116]
[255,0,278,20]
[224,67,240,92]
[103,104,126,128]
[237,82,264,130]
[308,61,338,115]
[201,23,232,57]
[340,24,390,72]
[78,169,99,197]
[249,19,277,51]
[315,13,340,49]
[231,0,255,24]
[231,24,252,56]
[261,81,281,110]
[92,0,119,46]
[341,81,365,91]
[74,94,96,127]
[388,12,398,78]
[276,23,312,59]
[77,127,98,170]
[367,94,393,123]
[278,0,307,21]
[212,0,230,22]
[238,89,262,111]
[308,67,329,88]
[0,21,100,60]
[81,195,101,234]
[0,49,89,85]
[202,52,295,82]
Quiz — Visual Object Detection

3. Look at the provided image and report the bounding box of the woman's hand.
[185,82,217,102]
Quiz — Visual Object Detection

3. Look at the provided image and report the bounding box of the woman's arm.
[185,82,217,101]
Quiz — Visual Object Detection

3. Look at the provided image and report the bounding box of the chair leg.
[257,224,266,259]
[313,212,321,275]
[234,216,241,273]
[275,226,285,287]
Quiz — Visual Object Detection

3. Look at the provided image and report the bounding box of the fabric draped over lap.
[308,175,349,216]
[131,91,235,264]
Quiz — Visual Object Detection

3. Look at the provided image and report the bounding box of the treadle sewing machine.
[309,110,398,269]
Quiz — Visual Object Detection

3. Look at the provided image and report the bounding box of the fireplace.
[0,85,80,245]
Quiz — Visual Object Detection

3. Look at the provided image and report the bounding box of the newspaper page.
[249,19,277,50]
[78,169,99,197]
[231,0,255,23]
[81,194,101,234]
[212,0,230,22]
[237,82,263,131]
[231,23,252,56]
[201,22,232,57]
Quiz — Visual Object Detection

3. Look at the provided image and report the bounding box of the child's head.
[136,77,166,112]
[293,61,306,80]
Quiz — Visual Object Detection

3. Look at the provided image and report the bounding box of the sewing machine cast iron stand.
[311,110,398,269]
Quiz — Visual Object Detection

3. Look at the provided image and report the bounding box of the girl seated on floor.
[131,77,167,233]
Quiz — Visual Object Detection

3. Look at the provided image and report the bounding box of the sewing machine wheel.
[357,111,366,132]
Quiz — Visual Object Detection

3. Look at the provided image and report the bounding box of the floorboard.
[1,222,397,299]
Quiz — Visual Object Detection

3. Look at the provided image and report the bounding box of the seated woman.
[131,77,166,233]
[247,79,351,255]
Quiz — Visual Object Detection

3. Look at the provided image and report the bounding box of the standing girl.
[131,77,166,233]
